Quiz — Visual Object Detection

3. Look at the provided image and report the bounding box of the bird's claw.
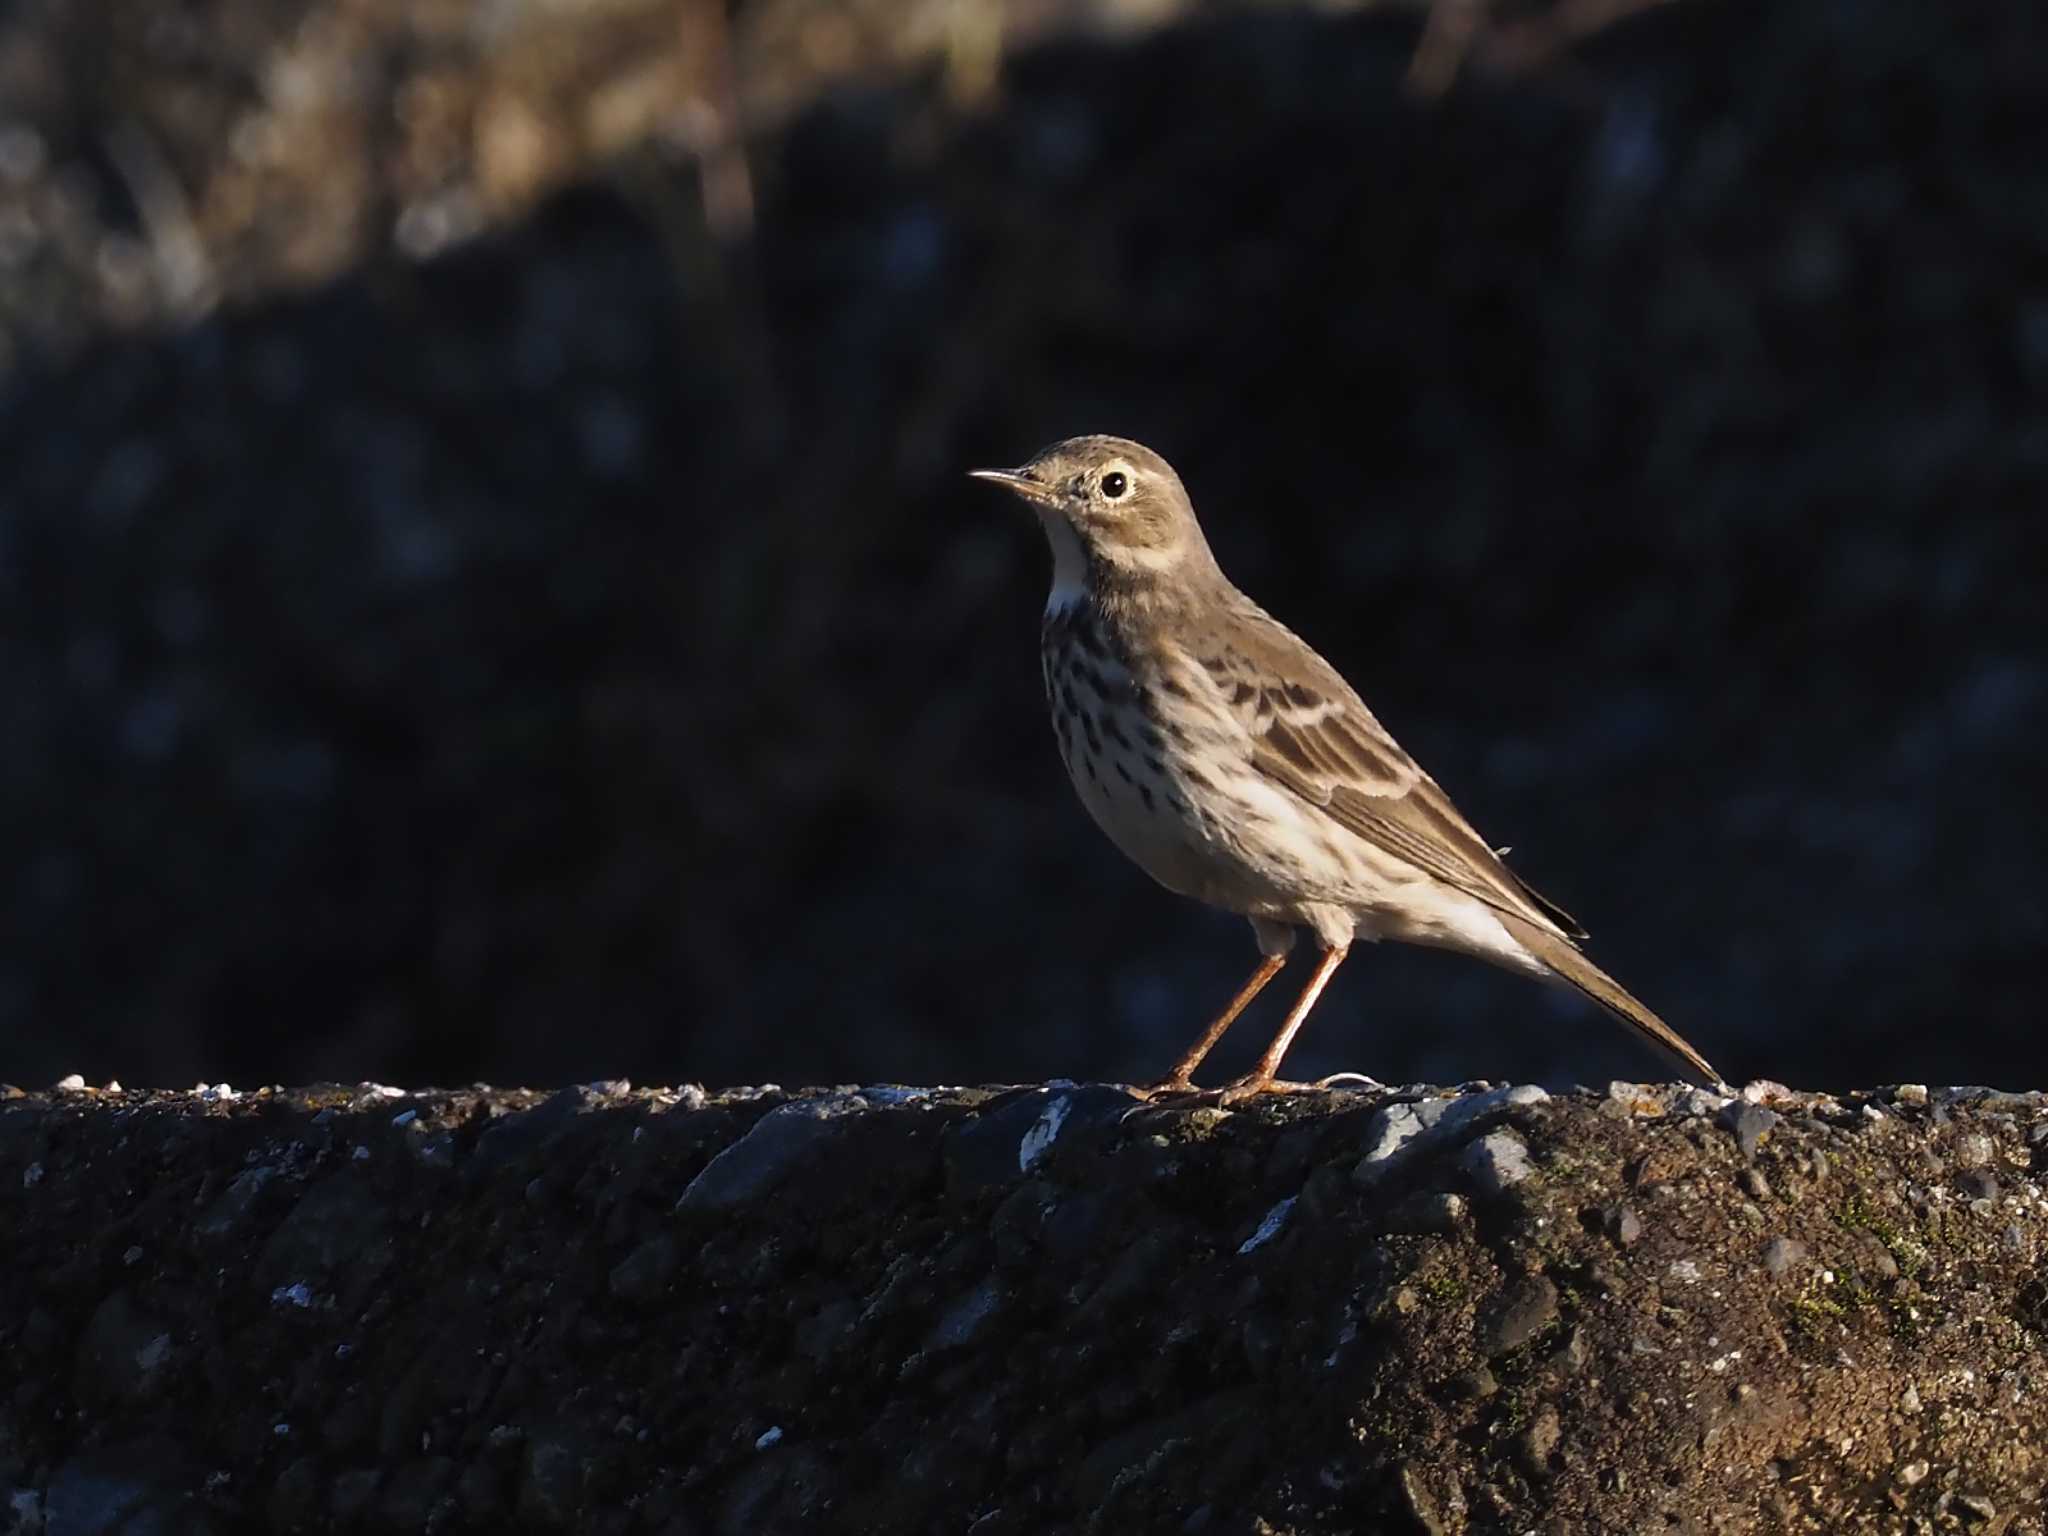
[1314,1071,1385,1091]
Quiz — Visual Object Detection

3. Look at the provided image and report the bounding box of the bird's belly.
[1055,720,1343,915]
[1057,729,1218,901]
[1042,624,1345,916]
[1173,769,1381,912]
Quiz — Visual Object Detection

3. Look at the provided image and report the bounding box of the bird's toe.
[1214,1074,1324,1106]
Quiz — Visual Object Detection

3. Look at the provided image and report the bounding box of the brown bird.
[972,435,1720,1100]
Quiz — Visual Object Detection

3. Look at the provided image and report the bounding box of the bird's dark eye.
[1101,472,1128,499]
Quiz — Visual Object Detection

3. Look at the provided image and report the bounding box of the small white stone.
[1893,1084,1929,1106]
[754,1426,783,1451]
[1238,1197,1297,1255]
[391,1109,418,1128]
[351,1145,370,1162]
[1460,1130,1535,1194]
[1018,1093,1073,1174]
[54,1073,86,1091]
[1357,1098,1446,1164]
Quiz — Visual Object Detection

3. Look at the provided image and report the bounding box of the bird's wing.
[1188,609,1588,940]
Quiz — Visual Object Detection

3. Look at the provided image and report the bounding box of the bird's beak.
[969,467,1059,508]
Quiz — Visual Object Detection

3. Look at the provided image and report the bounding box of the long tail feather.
[1497,913,1721,1087]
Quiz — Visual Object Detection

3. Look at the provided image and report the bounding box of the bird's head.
[971,435,1215,603]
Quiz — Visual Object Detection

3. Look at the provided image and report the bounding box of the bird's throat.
[1040,513,1090,617]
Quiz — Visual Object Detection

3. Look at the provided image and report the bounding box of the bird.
[970,434,1721,1101]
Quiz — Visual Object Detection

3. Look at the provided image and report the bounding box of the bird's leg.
[1142,952,1287,1095]
[1216,945,1349,1104]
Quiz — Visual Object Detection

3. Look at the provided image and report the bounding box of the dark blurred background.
[0,0,2041,1094]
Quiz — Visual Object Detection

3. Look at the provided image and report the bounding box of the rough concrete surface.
[2,1076,2046,1533]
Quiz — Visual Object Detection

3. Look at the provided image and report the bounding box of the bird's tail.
[1497,913,1722,1088]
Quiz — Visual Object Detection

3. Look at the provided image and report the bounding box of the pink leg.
[1143,952,1288,1094]
[1216,946,1349,1104]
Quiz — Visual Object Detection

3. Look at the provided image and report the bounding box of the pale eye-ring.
[1100,471,1129,500]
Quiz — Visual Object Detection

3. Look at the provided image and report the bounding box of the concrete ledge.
[3,1078,2045,1533]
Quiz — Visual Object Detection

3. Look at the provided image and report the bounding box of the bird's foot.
[1118,1079,1226,1125]
[1135,1074,1357,1110]
[1214,1075,1322,1107]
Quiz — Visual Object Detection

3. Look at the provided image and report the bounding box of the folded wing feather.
[1192,614,1589,942]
